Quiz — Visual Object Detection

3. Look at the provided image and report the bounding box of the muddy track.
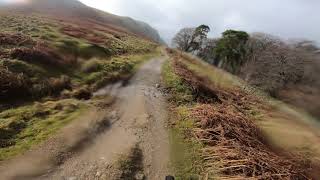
[0,56,170,180]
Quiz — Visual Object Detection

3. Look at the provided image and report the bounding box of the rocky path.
[0,56,171,180]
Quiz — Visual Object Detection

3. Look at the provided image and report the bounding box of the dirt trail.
[0,56,170,180]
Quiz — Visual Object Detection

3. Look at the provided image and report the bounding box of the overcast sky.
[81,0,319,44]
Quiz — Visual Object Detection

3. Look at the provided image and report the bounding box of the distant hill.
[0,0,164,43]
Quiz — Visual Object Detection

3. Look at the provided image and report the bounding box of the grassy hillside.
[0,13,157,102]
[0,11,159,160]
[0,0,164,43]
[163,49,320,179]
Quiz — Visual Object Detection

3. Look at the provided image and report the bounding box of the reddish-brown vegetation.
[0,33,35,47]
[0,33,71,66]
[0,66,29,101]
[192,104,309,179]
[168,50,312,179]
[10,44,67,67]
[61,25,108,44]
[173,59,221,103]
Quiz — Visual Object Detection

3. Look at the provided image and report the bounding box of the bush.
[0,65,30,101]
[72,86,92,100]
[48,75,71,95]
[30,82,51,98]
[0,33,35,47]
[81,58,102,73]
[79,44,112,59]
[0,59,44,78]
[10,45,64,67]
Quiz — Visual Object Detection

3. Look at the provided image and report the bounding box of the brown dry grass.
[191,104,310,179]
[0,65,29,100]
[10,44,67,67]
[167,49,313,179]
[0,33,35,47]
[61,25,109,44]
[1,33,70,66]
[173,58,221,103]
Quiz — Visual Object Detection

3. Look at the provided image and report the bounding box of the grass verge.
[162,59,209,179]
[0,99,88,161]
[169,107,207,180]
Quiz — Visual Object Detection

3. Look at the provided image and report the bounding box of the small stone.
[101,174,107,180]
[155,84,160,88]
[96,171,101,177]
[135,172,145,180]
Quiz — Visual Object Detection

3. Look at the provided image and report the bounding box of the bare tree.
[290,40,319,52]
[172,28,196,51]
[240,33,305,96]
[172,25,210,53]
[238,32,320,118]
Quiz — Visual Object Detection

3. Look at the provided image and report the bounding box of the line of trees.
[172,26,320,118]
[172,26,250,73]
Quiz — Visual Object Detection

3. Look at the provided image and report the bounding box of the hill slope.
[0,0,164,43]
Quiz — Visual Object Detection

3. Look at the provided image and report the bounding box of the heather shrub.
[0,65,30,101]
[48,75,71,95]
[71,86,92,100]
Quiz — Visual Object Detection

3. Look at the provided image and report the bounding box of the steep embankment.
[163,49,320,179]
[0,1,161,162]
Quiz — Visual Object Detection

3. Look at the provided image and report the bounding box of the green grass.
[169,106,204,180]
[0,99,88,160]
[116,144,144,179]
[170,129,203,180]
[181,55,242,90]
[162,60,193,104]
[162,59,210,179]
[0,59,46,79]
[77,51,160,90]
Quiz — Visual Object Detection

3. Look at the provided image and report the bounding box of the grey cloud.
[85,0,320,44]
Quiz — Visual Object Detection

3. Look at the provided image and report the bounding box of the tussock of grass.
[0,58,72,101]
[81,52,160,90]
[0,60,46,78]
[81,58,102,73]
[117,145,144,179]
[0,99,87,160]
